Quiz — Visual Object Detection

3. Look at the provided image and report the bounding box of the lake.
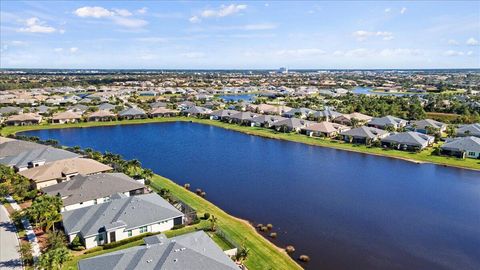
[21,122,480,270]
[219,94,256,102]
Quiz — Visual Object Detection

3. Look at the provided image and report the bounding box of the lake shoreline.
[4,117,479,171]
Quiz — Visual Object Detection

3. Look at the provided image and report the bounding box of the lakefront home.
[333,112,372,126]
[227,111,259,125]
[440,136,480,159]
[51,111,82,124]
[5,113,42,126]
[87,110,117,122]
[42,173,147,211]
[19,158,112,189]
[272,118,312,132]
[209,109,239,121]
[340,126,388,144]
[62,193,184,249]
[312,109,343,121]
[77,231,239,270]
[118,107,147,120]
[181,106,212,117]
[247,103,291,115]
[408,119,447,134]
[250,115,286,128]
[0,146,80,172]
[302,121,350,137]
[381,131,434,151]
[283,107,316,119]
[456,123,480,138]
[149,107,179,117]
[368,115,407,130]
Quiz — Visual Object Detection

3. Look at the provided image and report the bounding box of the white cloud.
[467,51,474,56]
[74,6,147,28]
[113,9,132,17]
[379,48,422,57]
[353,30,393,41]
[400,7,407,14]
[54,48,63,52]
[137,7,148,14]
[112,17,147,28]
[74,6,114,18]
[69,47,79,53]
[242,23,276,30]
[447,39,459,45]
[180,52,205,58]
[466,37,479,46]
[17,17,56,33]
[275,48,326,57]
[191,4,247,22]
[189,16,200,23]
[384,8,391,13]
[443,50,465,56]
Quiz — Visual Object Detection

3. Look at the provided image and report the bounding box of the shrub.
[102,232,154,250]
[299,255,310,262]
[285,245,295,254]
[200,191,206,198]
[195,188,202,195]
[269,232,277,238]
[70,235,85,251]
[84,246,103,254]
[203,213,211,220]
[256,223,263,229]
[260,226,268,232]
[266,223,273,230]
[184,183,190,190]
[172,224,186,230]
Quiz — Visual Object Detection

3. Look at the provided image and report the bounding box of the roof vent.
[173,259,178,263]
[146,259,153,263]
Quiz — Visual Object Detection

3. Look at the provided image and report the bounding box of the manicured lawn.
[149,174,302,270]
[2,116,478,170]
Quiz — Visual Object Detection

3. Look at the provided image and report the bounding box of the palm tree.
[350,117,360,128]
[209,215,218,232]
[36,247,72,270]
[446,125,457,138]
[142,169,154,180]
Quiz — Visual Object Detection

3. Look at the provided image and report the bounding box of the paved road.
[0,204,22,270]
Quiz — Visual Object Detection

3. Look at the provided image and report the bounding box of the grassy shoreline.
[2,116,479,171]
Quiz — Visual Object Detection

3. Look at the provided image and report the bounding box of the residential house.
[408,119,447,134]
[5,113,42,126]
[19,158,112,189]
[333,112,372,126]
[0,146,80,171]
[368,115,407,130]
[272,118,312,132]
[0,139,46,158]
[209,109,239,121]
[42,172,146,211]
[302,121,349,137]
[51,111,82,124]
[181,106,212,117]
[381,131,434,151]
[62,193,184,249]
[149,101,167,109]
[118,107,147,120]
[440,136,480,159]
[78,231,239,270]
[250,115,286,128]
[456,123,480,138]
[0,106,22,116]
[283,108,316,119]
[226,111,259,125]
[87,110,116,122]
[68,104,89,114]
[98,103,116,111]
[149,107,179,117]
[247,104,291,115]
[312,109,343,121]
[340,126,388,144]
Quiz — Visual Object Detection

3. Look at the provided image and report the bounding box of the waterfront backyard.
[17,121,480,270]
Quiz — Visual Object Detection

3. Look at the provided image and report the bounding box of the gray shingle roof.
[409,119,446,130]
[228,112,258,121]
[78,231,238,270]
[0,140,46,158]
[369,115,407,127]
[381,131,434,148]
[340,126,387,139]
[273,118,311,129]
[457,123,480,137]
[98,103,116,111]
[283,107,316,117]
[210,110,239,118]
[441,136,480,152]
[251,115,286,125]
[0,146,80,169]
[42,173,145,206]
[62,193,183,238]
[313,109,343,119]
[119,107,146,117]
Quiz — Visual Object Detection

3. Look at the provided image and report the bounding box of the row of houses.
[0,138,241,269]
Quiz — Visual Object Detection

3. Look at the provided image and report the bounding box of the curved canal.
[21,122,480,270]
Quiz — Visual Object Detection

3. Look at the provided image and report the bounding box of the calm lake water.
[219,94,256,102]
[21,122,480,270]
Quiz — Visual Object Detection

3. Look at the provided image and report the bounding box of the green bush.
[172,224,185,230]
[203,212,210,220]
[102,232,154,250]
[83,246,103,254]
[70,235,85,251]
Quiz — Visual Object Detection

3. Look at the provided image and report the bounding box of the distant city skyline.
[1,1,479,69]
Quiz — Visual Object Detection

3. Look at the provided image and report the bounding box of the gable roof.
[381,131,434,147]
[313,109,343,119]
[457,123,480,137]
[78,231,238,270]
[6,113,42,122]
[52,111,82,120]
[42,173,144,206]
[209,109,239,118]
[19,158,112,183]
[62,193,183,237]
[441,136,480,152]
[251,115,286,125]
[0,146,80,169]
[0,140,46,157]
[88,110,116,118]
[273,118,311,129]
[369,115,407,127]
[228,111,258,121]
[98,103,116,111]
[409,119,446,130]
[340,126,387,139]
[183,106,212,114]
[119,107,146,117]
[303,121,348,133]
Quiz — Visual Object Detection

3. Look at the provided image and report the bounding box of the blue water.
[22,122,480,270]
[219,94,256,102]
[352,86,414,96]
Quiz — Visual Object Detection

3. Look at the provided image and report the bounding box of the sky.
[1,1,479,69]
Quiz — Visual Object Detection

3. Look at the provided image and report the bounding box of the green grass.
[207,232,236,251]
[149,174,301,270]
[2,116,478,170]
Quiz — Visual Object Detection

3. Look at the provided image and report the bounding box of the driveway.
[0,204,22,270]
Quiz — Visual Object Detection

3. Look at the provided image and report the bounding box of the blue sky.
[1,1,479,69]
